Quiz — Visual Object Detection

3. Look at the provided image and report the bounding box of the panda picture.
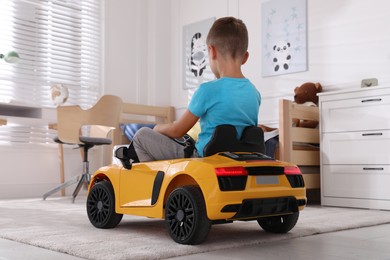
[273,41,291,72]
[261,0,307,77]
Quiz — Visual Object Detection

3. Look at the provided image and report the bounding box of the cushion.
[120,123,156,140]
[187,121,201,141]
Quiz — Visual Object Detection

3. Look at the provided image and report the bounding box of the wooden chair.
[43,95,123,202]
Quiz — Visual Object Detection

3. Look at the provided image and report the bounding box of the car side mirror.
[115,146,132,170]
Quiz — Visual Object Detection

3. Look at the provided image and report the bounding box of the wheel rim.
[87,185,111,225]
[166,192,195,241]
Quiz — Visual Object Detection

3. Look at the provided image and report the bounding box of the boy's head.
[206,17,248,60]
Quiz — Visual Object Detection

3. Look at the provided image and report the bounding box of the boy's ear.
[241,51,249,65]
[208,45,217,59]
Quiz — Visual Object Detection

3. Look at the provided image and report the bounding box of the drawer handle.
[361,98,382,103]
[363,167,384,171]
[362,133,383,136]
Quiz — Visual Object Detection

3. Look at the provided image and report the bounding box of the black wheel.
[87,181,123,229]
[257,212,299,233]
[165,186,211,245]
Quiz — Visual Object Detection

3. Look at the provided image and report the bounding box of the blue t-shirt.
[188,77,261,157]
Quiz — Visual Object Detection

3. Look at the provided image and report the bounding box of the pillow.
[120,123,156,140]
[187,121,200,141]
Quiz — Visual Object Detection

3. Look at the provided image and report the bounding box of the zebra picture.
[183,17,215,89]
[189,32,207,77]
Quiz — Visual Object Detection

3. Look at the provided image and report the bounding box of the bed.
[276,99,320,203]
[108,102,175,162]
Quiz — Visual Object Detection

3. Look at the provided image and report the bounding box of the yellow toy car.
[86,125,306,245]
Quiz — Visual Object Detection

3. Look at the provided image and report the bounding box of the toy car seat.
[203,124,265,157]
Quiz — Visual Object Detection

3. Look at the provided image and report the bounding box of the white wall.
[104,0,390,125]
[168,0,390,125]
[104,0,172,106]
[0,143,101,199]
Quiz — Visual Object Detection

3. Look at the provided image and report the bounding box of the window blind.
[0,0,103,144]
[0,0,102,108]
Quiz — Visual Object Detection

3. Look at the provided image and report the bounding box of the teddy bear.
[293,82,323,128]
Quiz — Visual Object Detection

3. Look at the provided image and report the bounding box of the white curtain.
[0,0,102,108]
[0,0,103,144]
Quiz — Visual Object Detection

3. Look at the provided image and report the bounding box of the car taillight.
[215,167,248,176]
[284,166,302,175]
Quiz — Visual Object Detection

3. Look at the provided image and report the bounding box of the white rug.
[0,197,390,260]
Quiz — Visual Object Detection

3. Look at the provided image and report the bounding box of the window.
[0,0,103,108]
[0,0,103,145]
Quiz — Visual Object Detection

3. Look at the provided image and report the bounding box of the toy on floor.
[86,125,306,245]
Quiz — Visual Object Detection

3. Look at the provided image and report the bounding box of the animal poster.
[261,0,307,77]
[183,17,215,89]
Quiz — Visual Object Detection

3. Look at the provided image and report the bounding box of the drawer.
[322,130,390,165]
[322,165,390,200]
[321,94,390,133]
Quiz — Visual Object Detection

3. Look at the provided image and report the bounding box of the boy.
[132,16,261,161]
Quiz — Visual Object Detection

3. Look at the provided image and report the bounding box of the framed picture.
[261,0,307,77]
[183,17,215,89]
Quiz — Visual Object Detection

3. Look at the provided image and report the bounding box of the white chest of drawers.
[319,86,390,210]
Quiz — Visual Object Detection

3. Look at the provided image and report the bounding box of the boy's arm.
[154,109,199,138]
